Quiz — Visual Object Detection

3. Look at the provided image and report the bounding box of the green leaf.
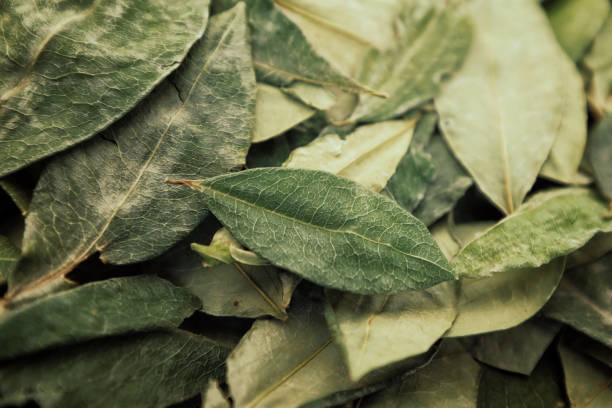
[0,175,31,216]
[384,150,437,212]
[563,331,612,369]
[0,276,200,361]
[543,252,612,347]
[0,0,210,176]
[247,0,382,96]
[282,82,336,110]
[584,15,612,117]
[252,83,316,143]
[546,0,610,61]
[559,339,612,408]
[192,228,268,267]
[6,4,256,303]
[173,168,454,294]
[412,134,473,225]
[324,281,456,380]
[0,235,19,284]
[568,232,612,268]
[202,380,231,408]
[284,119,417,192]
[453,188,612,278]
[462,318,561,375]
[360,340,481,408]
[350,1,472,122]
[477,353,565,408]
[226,289,436,408]
[0,330,229,408]
[589,115,612,202]
[437,0,571,214]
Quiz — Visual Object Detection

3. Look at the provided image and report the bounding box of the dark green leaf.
[6,4,255,302]
[589,115,612,202]
[384,150,436,212]
[584,15,612,116]
[0,0,210,176]
[0,175,31,216]
[174,168,454,294]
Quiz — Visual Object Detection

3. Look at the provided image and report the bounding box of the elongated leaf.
[413,134,473,225]
[453,188,612,278]
[0,276,199,360]
[174,168,454,294]
[437,0,570,214]
[546,0,610,61]
[385,150,436,212]
[477,353,565,408]
[350,1,472,122]
[559,340,612,408]
[543,252,612,347]
[564,331,612,369]
[584,15,612,116]
[361,340,481,408]
[0,235,19,284]
[253,83,316,143]
[203,380,231,408]
[324,281,456,381]
[6,5,256,303]
[282,82,336,110]
[463,318,561,375]
[247,0,381,96]
[589,115,612,202]
[0,330,229,408]
[0,0,210,176]
[284,119,417,192]
[226,289,436,408]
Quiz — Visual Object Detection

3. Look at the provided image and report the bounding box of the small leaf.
[453,188,612,278]
[284,119,417,192]
[6,4,256,303]
[324,281,456,380]
[174,168,454,294]
[543,252,612,347]
[0,276,200,361]
[437,0,572,214]
[0,330,229,408]
[252,83,316,143]
[462,318,561,375]
[0,0,210,176]
[360,340,481,408]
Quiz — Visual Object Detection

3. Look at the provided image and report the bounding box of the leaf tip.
[165,178,203,191]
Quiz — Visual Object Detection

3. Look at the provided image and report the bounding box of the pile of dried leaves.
[1,0,611,407]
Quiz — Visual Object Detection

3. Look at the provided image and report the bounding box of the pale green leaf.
[324,280,456,381]
[584,15,612,116]
[384,150,436,212]
[361,340,481,408]
[0,235,19,284]
[202,380,231,408]
[173,168,454,294]
[350,1,472,122]
[0,330,229,408]
[546,0,610,61]
[568,232,612,268]
[0,0,210,176]
[559,339,612,408]
[284,119,417,192]
[437,0,571,214]
[453,188,612,278]
[253,83,316,143]
[462,318,561,375]
[0,276,200,361]
[543,252,612,347]
[192,228,268,267]
[282,83,336,110]
[589,115,612,202]
[6,5,256,303]
[0,175,31,216]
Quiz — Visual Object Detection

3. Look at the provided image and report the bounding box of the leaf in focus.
[477,352,565,408]
[437,0,571,214]
[546,0,610,61]
[284,119,417,192]
[453,188,612,278]
[384,150,436,212]
[584,15,612,117]
[0,330,229,408]
[176,168,454,294]
[202,380,231,408]
[0,0,210,176]
[192,228,268,267]
[543,252,612,347]
[412,134,473,225]
[350,1,472,122]
[0,276,200,361]
[462,318,561,375]
[589,115,612,202]
[0,235,19,285]
[252,83,316,143]
[7,4,256,302]
[324,281,456,381]
[559,339,612,408]
[360,340,481,408]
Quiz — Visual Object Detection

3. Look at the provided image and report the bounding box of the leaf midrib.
[6,11,241,300]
